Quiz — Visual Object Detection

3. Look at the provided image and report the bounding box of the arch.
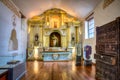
[49,30,62,36]
[50,32,61,47]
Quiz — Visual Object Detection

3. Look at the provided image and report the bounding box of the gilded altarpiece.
[28,8,81,48]
[27,8,83,61]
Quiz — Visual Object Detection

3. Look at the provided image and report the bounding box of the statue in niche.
[52,34,58,47]
[34,33,39,46]
[8,29,18,51]
[35,33,39,41]
[71,33,75,46]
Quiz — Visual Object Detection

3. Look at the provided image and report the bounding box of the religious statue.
[52,34,58,47]
[84,45,92,60]
[84,45,92,66]
[35,33,39,41]
[71,33,75,46]
[34,33,39,46]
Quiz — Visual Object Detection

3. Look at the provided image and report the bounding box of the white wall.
[0,1,27,66]
[83,0,120,63]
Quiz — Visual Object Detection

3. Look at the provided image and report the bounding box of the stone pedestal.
[75,56,81,66]
[84,60,92,66]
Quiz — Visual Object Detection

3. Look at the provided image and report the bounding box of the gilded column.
[39,24,42,47]
[61,14,64,26]
[79,22,83,43]
[29,24,34,48]
[66,23,70,47]
[77,26,80,43]
[27,23,31,47]
[75,26,79,44]
[68,25,71,47]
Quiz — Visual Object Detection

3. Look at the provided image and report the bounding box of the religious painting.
[50,32,61,47]
[50,15,60,28]
[103,0,114,9]
[54,21,57,28]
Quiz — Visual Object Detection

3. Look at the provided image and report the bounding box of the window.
[88,18,94,38]
[85,18,94,39]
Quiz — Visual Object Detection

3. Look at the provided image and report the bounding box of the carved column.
[68,25,71,47]
[29,24,34,48]
[66,23,70,47]
[61,35,66,47]
[27,23,31,48]
[39,25,43,47]
[75,26,79,44]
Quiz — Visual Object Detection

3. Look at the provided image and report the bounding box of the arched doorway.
[50,32,61,47]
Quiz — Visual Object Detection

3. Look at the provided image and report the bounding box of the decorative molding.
[103,0,115,9]
[0,0,21,17]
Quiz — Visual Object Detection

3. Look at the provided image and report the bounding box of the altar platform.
[27,47,73,61]
[42,47,72,61]
[43,51,72,61]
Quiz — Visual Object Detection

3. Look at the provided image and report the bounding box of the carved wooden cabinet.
[95,17,120,80]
